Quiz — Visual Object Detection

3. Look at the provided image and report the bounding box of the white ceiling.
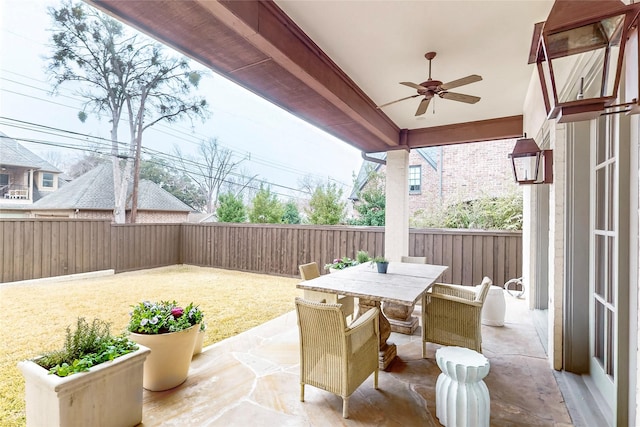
[275,0,553,130]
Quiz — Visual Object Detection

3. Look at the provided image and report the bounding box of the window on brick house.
[409,165,421,194]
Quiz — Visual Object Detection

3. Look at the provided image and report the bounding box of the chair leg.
[300,383,305,402]
[342,396,349,418]
[422,341,426,358]
[374,368,379,390]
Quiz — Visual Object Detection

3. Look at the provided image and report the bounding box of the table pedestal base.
[387,316,419,335]
[359,298,397,370]
[383,301,419,334]
[379,343,397,370]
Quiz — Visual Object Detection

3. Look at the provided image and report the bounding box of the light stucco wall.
[522,64,562,371]
[384,149,409,261]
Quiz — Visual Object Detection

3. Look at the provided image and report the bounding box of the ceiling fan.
[377,52,482,116]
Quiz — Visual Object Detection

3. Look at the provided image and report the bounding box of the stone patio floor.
[139,295,574,426]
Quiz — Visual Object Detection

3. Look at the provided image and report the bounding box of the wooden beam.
[87,0,399,152]
[406,115,523,148]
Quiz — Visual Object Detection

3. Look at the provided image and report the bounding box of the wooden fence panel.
[0,219,111,283]
[110,223,180,273]
[409,229,522,286]
[1,220,521,286]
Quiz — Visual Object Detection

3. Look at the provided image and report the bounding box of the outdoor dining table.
[296,261,448,370]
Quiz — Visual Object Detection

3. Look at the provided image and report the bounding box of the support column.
[384,149,409,261]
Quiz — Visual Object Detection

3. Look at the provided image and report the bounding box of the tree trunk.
[130,136,142,223]
[112,157,133,224]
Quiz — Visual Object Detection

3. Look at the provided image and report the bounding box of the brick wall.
[357,139,519,221]
[75,210,188,223]
[130,211,189,223]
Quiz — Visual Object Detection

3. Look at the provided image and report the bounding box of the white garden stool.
[479,285,506,326]
[435,346,490,427]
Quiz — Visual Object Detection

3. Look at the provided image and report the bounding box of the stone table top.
[296,262,448,306]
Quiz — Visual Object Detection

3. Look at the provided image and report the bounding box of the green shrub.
[36,318,138,377]
[412,192,523,230]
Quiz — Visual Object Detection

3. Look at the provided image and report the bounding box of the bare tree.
[220,167,260,204]
[298,175,322,195]
[41,151,66,171]
[67,151,108,178]
[174,138,254,213]
[47,1,208,223]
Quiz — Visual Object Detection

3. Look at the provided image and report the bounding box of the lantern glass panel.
[545,14,625,58]
[549,45,620,103]
[513,154,541,182]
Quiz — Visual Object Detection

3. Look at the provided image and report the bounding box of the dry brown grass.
[0,265,302,427]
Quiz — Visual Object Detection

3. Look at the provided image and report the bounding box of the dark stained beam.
[86,0,399,153]
[406,115,523,148]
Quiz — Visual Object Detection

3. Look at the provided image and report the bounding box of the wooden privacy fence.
[0,220,521,286]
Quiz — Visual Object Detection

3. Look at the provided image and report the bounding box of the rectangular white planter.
[18,345,150,427]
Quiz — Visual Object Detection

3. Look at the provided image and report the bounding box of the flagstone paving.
[140,296,573,426]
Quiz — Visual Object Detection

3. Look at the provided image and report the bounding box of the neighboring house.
[0,132,62,218]
[187,212,217,223]
[29,163,193,223]
[350,139,519,223]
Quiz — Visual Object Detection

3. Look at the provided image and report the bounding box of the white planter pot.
[193,329,205,356]
[129,323,199,391]
[18,345,150,427]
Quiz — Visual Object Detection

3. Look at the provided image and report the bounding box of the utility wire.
[0,118,312,198]
[0,68,354,189]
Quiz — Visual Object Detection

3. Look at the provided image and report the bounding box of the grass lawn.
[0,265,302,427]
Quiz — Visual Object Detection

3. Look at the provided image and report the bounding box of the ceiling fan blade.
[441,92,481,104]
[415,98,431,116]
[440,74,482,91]
[377,94,420,109]
[400,82,426,90]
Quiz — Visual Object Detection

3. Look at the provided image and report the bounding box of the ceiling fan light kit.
[377,51,482,117]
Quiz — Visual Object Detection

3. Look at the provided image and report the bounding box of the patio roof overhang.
[84,0,552,153]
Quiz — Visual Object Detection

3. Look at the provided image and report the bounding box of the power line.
[0,117,313,198]
[0,68,354,189]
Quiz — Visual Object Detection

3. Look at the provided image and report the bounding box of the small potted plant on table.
[372,256,389,273]
[18,317,149,427]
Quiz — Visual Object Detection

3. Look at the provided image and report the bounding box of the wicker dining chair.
[295,297,379,418]
[422,276,493,357]
[401,256,427,264]
[298,262,355,320]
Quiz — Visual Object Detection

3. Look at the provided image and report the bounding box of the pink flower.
[171,307,184,318]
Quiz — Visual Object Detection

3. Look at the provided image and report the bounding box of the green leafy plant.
[371,256,388,264]
[35,318,138,377]
[127,300,204,335]
[411,192,523,230]
[350,169,385,226]
[217,192,247,223]
[249,185,285,223]
[305,182,346,225]
[356,250,371,264]
[324,256,358,270]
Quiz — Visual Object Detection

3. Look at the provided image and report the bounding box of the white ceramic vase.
[129,323,199,391]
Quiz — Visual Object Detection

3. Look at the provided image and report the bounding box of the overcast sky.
[0,0,364,202]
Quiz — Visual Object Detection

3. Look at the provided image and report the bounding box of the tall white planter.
[18,345,150,427]
[130,323,199,391]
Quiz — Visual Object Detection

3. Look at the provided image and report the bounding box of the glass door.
[589,113,630,423]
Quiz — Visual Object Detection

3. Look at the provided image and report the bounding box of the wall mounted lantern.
[528,0,640,123]
[509,136,553,185]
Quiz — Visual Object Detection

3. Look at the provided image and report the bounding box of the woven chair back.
[299,262,321,280]
[401,256,427,264]
[475,276,493,303]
